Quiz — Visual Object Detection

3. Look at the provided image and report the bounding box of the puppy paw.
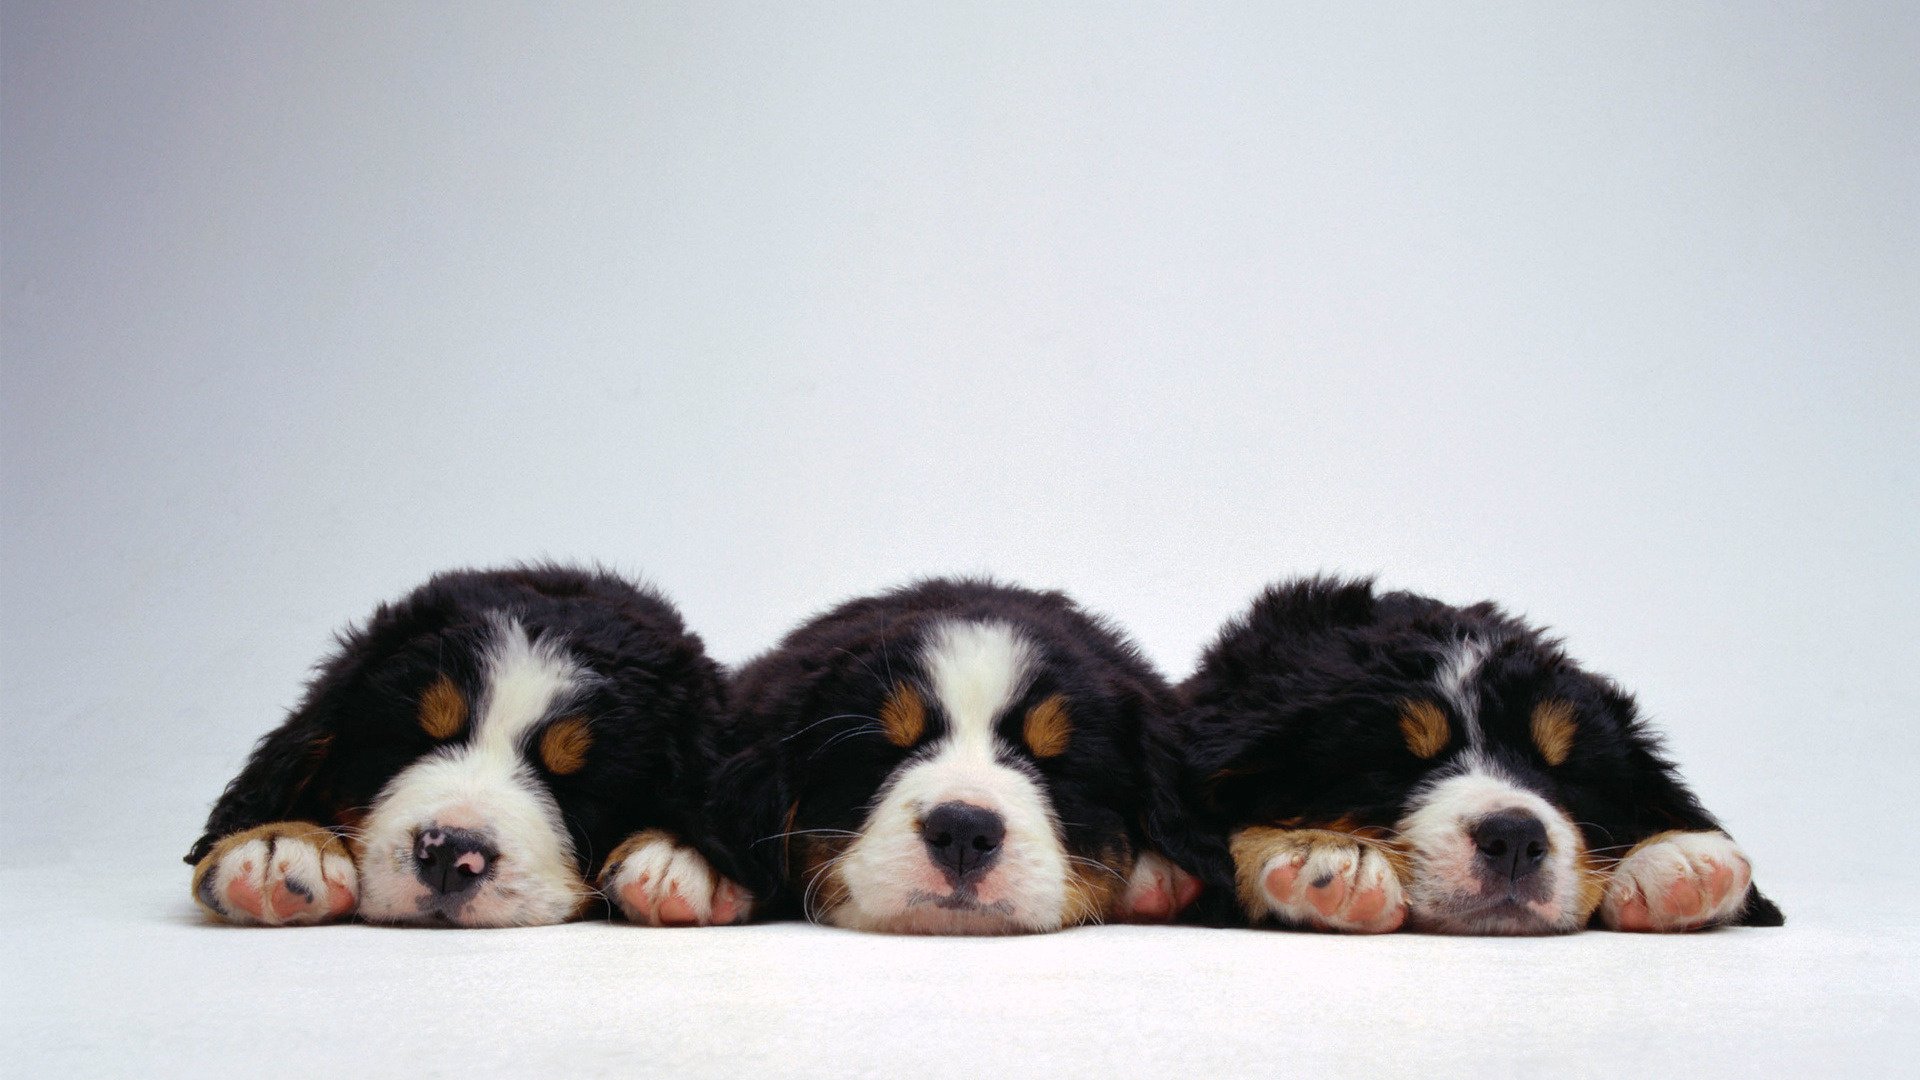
[191,822,357,926]
[1600,831,1752,932]
[1235,828,1406,934]
[599,830,752,927]
[1114,851,1202,922]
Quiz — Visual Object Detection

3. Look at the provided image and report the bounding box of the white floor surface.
[4,862,1911,1079]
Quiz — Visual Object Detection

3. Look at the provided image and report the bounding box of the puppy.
[706,578,1199,934]
[1169,577,1783,935]
[186,565,750,928]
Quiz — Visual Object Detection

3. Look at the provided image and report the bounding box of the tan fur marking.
[795,834,854,923]
[599,828,680,880]
[879,683,926,747]
[1398,699,1450,759]
[1574,843,1610,920]
[1061,845,1132,927]
[539,715,593,775]
[1023,694,1072,758]
[1230,824,1412,924]
[1531,699,1577,766]
[418,674,467,740]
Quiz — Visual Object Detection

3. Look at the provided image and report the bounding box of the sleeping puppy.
[706,578,1199,934]
[1170,577,1783,935]
[186,565,750,928]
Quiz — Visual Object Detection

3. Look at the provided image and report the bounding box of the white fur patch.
[1434,636,1494,746]
[1395,754,1586,934]
[1257,839,1406,934]
[826,620,1072,934]
[601,834,753,927]
[1116,850,1199,922]
[1599,831,1752,932]
[197,831,357,926]
[355,616,590,927]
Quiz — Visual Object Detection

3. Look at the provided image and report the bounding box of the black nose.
[920,802,1006,886]
[413,827,497,896]
[1472,810,1548,883]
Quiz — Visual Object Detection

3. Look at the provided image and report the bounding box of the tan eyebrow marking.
[1531,699,1577,766]
[879,683,926,747]
[539,715,593,775]
[418,675,468,740]
[1023,694,1072,758]
[1398,699,1450,759]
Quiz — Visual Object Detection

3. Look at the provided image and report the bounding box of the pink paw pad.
[1173,873,1202,911]
[1306,873,1351,917]
[711,882,743,925]
[618,875,655,920]
[655,887,698,927]
[225,874,266,920]
[1129,882,1174,921]
[268,880,311,921]
[1263,859,1303,901]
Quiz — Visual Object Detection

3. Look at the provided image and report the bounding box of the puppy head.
[1204,631,1669,935]
[1392,635,1684,934]
[339,614,612,926]
[736,618,1144,934]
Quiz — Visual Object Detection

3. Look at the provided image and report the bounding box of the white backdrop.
[5,3,1916,896]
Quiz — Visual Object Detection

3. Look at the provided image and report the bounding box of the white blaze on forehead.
[922,619,1037,748]
[827,619,1071,934]
[1397,632,1586,934]
[473,614,587,752]
[352,614,590,927]
[1434,636,1494,747]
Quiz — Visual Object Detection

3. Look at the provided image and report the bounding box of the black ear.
[184,700,337,865]
[1737,886,1786,927]
[1597,692,1786,927]
[702,740,793,907]
[1140,715,1235,919]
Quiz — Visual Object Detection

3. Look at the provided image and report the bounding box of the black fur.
[706,577,1182,921]
[1164,577,1783,929]
[185,564,726,884]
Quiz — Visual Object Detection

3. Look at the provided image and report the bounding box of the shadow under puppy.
[706,578,1199,934]
[187,564,750,928]
[1164,577,1784,935]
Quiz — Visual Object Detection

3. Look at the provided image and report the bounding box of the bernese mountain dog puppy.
[1168,577,1784,935]
[705,578,1200,934]
[185,565,751,928]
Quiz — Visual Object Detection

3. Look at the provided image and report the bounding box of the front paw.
[191,822,357,926]
[1599,831,1752,932]
[1234,828,1406,934]
[599,830,753,927]
[1114,851,1202,922]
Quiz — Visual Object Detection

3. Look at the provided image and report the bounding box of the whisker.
[780,713,883,743]
[752,828,863,847]
[809,724,884,758]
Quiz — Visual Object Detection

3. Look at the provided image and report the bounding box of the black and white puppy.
[707,578,1199,934]
[186,565,750,928]
[1168,578,1783,935]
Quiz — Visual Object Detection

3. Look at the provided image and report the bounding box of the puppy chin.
[828,852,1068,936]
[1399,827,1585,936]
[352,791,587,927]
[1397,764,1590,936]
[1409,889,1581,936]
[355,856,586,927]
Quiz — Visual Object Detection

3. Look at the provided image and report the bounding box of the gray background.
[5,3,1916,894]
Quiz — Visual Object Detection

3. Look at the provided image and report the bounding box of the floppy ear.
[1139,703,1239,925]
[1598,693,1785,927]
[184,700,338,865]
[702,740,793,907]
